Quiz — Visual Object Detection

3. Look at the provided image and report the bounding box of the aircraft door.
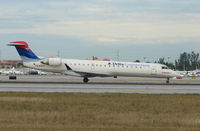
[91,63,95,71]
[151,66,157,75]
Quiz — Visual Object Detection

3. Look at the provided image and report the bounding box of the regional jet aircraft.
[8,41,179,83]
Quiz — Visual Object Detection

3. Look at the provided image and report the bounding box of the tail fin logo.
[10,41,31,50]
[8,41,40,62]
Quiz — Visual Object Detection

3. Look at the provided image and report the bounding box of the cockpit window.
[162,66,169,69]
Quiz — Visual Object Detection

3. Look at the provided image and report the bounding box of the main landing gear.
[166,78,170,84]
[83,77,89,83]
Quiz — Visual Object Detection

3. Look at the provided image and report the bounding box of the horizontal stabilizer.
[7,43,26,46]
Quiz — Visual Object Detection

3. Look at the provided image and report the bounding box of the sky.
[0,0,200,62]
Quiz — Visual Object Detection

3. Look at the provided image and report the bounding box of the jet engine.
[41,58,62,66]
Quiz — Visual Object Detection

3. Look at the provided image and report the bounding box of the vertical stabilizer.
[7,41,40,62]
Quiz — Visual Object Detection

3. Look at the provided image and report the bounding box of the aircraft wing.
[64,63,112,77]
[73,70,112,77]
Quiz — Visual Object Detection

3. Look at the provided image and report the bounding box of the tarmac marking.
[124,88,163,91]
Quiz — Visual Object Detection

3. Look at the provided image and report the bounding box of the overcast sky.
[0,0,200,62]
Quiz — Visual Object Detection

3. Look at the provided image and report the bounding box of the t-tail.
[7,41,41,62]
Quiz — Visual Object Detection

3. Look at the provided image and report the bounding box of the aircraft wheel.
[83,77,89,83]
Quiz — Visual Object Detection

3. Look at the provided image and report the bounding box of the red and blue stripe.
[10,41,40,62]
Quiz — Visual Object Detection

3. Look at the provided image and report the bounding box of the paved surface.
[0,75,200,94]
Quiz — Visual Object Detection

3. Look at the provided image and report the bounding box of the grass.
[0,93,200,131]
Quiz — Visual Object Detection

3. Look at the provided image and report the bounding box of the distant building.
[0,60,23,68]
[85,57,110,61]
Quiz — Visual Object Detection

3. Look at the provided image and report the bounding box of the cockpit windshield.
[162,66,169,70]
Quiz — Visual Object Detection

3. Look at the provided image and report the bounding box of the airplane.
[8,41,180,83]
[1,67,24,75]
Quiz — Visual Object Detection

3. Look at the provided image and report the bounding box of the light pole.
[57,50,60,57]
[143,57,147,62]
[183,63,185,71]
[117,49,119,61]
[0,48,1,62]
[167,57,171,64]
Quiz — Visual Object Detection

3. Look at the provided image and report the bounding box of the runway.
[0,82,200,94]
[0,75,200,94]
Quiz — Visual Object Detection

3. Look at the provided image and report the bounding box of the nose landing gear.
[166,78,170,84]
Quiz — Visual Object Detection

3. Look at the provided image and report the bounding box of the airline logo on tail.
[7,41,41,62]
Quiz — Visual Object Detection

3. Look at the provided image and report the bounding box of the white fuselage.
[23,58,178,78]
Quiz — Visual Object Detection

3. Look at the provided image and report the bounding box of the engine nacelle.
[49,58,62,66]
[41,58,62,66]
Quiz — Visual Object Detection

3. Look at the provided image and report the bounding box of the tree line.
[156,51,200,71]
